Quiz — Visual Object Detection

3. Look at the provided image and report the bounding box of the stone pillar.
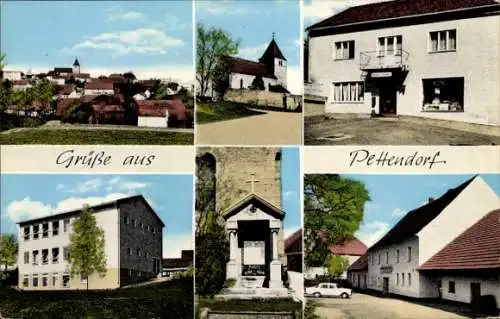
[226,229,238,281]
[269,228,283,289]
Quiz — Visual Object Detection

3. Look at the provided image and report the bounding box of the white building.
[355,176,499,310]
[2,70,23,81]
[306,0,500,125]
[84,80,115,96]
[11,80,33,91]
[17,195,164,290]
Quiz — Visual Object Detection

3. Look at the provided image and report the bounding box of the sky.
[0,1,194,83]
[343,174,500,249]
[196,0,302,95]
[281,147,301,239]
[0,174,193,259]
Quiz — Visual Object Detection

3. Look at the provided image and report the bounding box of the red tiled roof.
[227,56,277,79]
[370,176,476,250]
[307,0,499,31]
[285,228,302,254]
[12,80,31,86]
[84,80,114,90]
[419,209,500,270]
[136,99,188,119]
[330,237,367,256]
[348,252,369,271]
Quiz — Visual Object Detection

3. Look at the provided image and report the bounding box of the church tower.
[259,34,287,88]
[72,58,80,74]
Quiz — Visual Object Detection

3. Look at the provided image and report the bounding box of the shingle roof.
[259,39,287,62]
[136,99,188,119]
[419,209,500,270]
[330,237,367,256]
[307,0,499,31]
[227,56,277,79]
[370,176,477,250]
[348,253,369,271]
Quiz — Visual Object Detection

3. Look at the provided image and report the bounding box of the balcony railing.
[359,50,410,70]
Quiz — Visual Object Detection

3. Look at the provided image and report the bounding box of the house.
[17,195,164,290]
[1,70,23,81]
[162,250,193,278]
[84,80,115,96]
[12,80,33,91]
[57,85,82,100]
[136,99,189,128]
[347,253,368,290]
[360,175,499,306]
[284,229,303,273]
[306,0,500,125]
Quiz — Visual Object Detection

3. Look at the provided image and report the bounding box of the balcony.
[360,50,409,71]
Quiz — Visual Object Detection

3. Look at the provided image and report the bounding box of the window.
[63,274,70,288]
[422,77,464,112]
[152,228,156,235]
[385,251,389,264]
[129,269,133,276]
[396,273,399,285]
[132,219,137,227]
[33,225,39,239]
[41,249,48,264]
[80,274,88,283]
[23,275,29,288]
[334,40,355,60]
[448,281,455,293]
[147,225,150,231]
[378,253,380,265]
[402,273,405,285]
[23,226,30,240]
[396,249,400,263]
[378,36,402,56]
[371,255,374,265]
[407,247,412,262]
[24,252,29,264]
[124,216,130,225]
[240,78,243,89]
[42,273,49,287]
[63,219,70,233]
[42,223,49,238]
[63,247,70,261]
[52,248,59,263]
[140,223,144,230]
[430,30,456,52]
[127,248,132,255]
[32,274,39,287]
[332,82,364,103]
[145,252,150,260]
[33,250,39,265]
[52,221,59,236]
[137,248,141,256]
[52,273,58,287]
[408,273,411,286]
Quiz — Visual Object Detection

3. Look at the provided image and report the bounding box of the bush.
[0,113,46,131]
[223,279,236,288]
[304,300,320,319]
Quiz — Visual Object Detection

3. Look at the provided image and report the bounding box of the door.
[379,82,397,115]
[382,277,389,295]
[470,282,481,305]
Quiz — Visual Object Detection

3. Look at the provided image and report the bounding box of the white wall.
[3,71,22,81]
[309,14,500,124]
[418,176,500,266]
[440,275,500,306]
[288,271,304,301]
[274,58,287,87]
[138,116,168,128]
[229,73,277,91]
[84,89,114,96]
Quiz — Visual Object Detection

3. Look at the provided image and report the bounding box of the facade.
[17,195,164,290]
[2,70,23,81]
[347,253,368,290]
[84,80,115,96]
[306,0,500,125]
[284,229,302,273]
[350,176,499,309]
[11,80,33,91]
[162,250,193,278]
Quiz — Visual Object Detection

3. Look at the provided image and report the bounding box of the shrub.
[304,300,320,319]
[223,279,236,288]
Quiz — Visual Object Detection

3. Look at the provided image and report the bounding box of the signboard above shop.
[372,72,393,78]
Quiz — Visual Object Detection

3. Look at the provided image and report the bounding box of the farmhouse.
[136,99,190,128]
[347,253,368,290]
[306,0,500,125]
[17,195,164,290]
[350,175,499,309]
[84,80,115,96]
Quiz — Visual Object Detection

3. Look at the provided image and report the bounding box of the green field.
[196,297,303,318]
[0,128,194,145]
[195,101,265,124]
[0,278,193,319]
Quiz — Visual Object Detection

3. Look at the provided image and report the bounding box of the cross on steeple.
[246,173,260,193]
[272,32,275,40]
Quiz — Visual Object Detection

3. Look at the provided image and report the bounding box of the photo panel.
[0,0,194,145]
[195,0,303,146]
[194,146,304,317]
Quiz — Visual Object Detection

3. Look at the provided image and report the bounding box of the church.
[226,35,289,94]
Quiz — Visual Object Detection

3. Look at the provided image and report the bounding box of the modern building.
[351,175,499,309]
[17,195,164,290]
[306,0,500,125]
[162,250,193,278]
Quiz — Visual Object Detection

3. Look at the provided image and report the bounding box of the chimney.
[428,197,434,203]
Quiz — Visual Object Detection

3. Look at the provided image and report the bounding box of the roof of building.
[269,84,290,94]
[222,193,285,221]
[419,209,500,270]
[162,250,194,269]
[12,80,31,86]
[348,252,369,271]
[285,228,302,254]
[307,0,499,31]
[136,99,188,119]
[75,73,90,79]
[17,195,165,227]
[370,175,477,251]
[259,39,287,62]
[226,56,277,79]
[84,80,114,90]
[330,237,368,256]
[53,67,73,73]
[73,58,80,67]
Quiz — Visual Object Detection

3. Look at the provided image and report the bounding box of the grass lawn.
[0,128,194,145]
[196,101,265,124]
[196,297,303,318]
[0,278,193,319]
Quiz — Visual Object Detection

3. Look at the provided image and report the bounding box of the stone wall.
[206,312,295,319]
[225,89,301,111]
[304,101,325,117]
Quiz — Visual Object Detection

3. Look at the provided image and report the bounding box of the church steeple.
[259,33,287,88]
[259,34,287,63]
[72,57,80,74]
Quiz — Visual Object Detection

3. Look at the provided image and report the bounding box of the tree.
[68,204,107,290]
[304,174,370,267]
[0,80,11,112]
[327,255,350,278]
[196,23,239,97]
[0,52,6,72]
[251,75,265,90]
[33,79,57,113]
[0,234,18,280]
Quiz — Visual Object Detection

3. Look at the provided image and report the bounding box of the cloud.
[5,193,129,223]
[107,7,145,21]
[356,220,390,248]
[104,177,151,193]
[66,178,104,194]
[239,43,268,61]
[61,28,184,58]
[304,0,389,24]
[161,14,189,31]
[282,190,297,201]
[163,233,193,258]
[197,1,254,16]
[391,208,407,217]
[287,65,303,95]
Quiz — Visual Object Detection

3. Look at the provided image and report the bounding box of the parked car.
[305,282,352,298]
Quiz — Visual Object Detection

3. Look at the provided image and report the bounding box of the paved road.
[312,293,473,319]
[305,116,500,145]
[196,109,302,145]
